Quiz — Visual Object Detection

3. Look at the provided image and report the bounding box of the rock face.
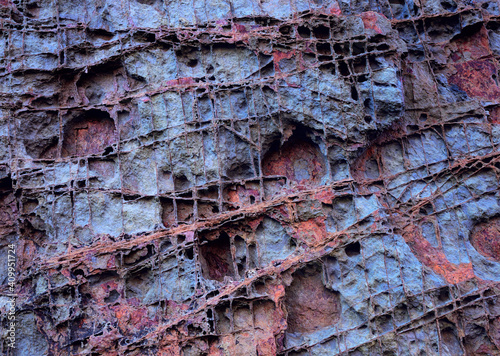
[1,0,500,355]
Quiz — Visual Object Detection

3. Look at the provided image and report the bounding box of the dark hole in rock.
[206,290,219,299]
[345,241,361,257]
[440,0,457,11]
[297,26,311,38]
[69,317,95,344]
[279,25,291,35]
[339,61,350,76]
[136,0,158,5]
[285,263,341,333]
[319,62,335,75]
[185,247,194,260]
[104,290,120,304]
[200,232,235,282]
[160,239,173,253]
[248,243,258,269]
[375,314,393,333]
[0,175,12,192]
[317,42,331,55]
[313,25,330,39]
[123,194,140,202]
[198,185,219,200]
[369,55,382,70]
[358,74,368,82]
[237,261,245,277]
[352,42,365,55]
[353,57,366,73]
[462,294,479,305]
[0,175,16,235]
[377,43,390,51]
[86,28,115,40]
[419,203,433,215]
[334,43,349,56]
[25,2,41,17]
[187,58,198,67]
[351,86,359,100]
[437,287,451,302]
[133,30,156,43]
[364,98,373,110]
[62,110,116,157]
[73,269,85,278]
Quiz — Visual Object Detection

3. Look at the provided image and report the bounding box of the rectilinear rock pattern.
[1,0,500,354]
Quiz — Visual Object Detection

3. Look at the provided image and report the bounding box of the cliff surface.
[1,0,500,354]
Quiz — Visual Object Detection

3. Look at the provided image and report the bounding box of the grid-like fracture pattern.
[1,0,500,355]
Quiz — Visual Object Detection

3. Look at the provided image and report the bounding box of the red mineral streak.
[360,11,387,35]
[489,106,500,124]
[402,224,475,284]
[448,26,491,63]
[448,60,500,101]
[294,218,328,246]
[262,137,326,186]
[273,50,296,73]
[471,217,500,262]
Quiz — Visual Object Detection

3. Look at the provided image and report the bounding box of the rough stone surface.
[1,0,500,355]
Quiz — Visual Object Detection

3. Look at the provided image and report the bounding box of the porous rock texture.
[1,0,500,355]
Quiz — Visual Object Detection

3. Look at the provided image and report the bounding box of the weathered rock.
[1,0,500,355]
